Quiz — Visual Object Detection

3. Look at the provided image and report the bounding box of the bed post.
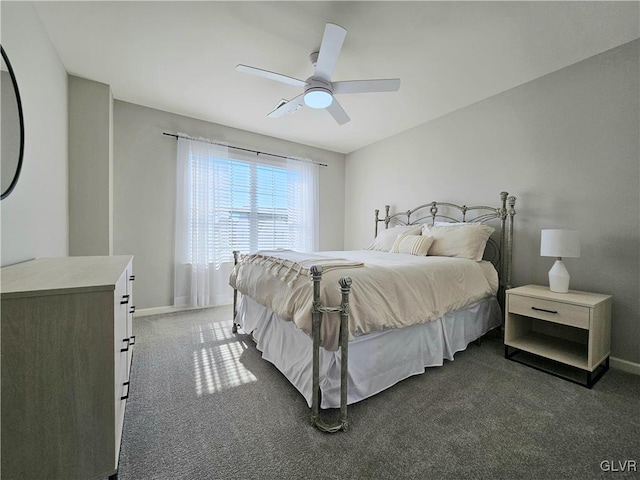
[506,196,516,292]
[338,277,352,431]
[310,266,322,427]
[310,265,352,433]
[498,192,508,304]
[232,250,240,334]
[374,206,390,238]
[497,192,516,306]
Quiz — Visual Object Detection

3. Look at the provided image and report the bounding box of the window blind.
[191,153,310,268]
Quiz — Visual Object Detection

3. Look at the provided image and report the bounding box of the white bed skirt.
[236,295,502,409]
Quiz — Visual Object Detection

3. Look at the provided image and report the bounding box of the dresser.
[1,256,135,480]
[504,284,612,388]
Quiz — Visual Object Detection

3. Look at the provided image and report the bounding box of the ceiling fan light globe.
[304,88,333,109]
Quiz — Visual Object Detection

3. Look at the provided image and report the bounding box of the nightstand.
[504,284,612,388]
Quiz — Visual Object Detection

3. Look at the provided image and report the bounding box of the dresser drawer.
[509,294,590,329]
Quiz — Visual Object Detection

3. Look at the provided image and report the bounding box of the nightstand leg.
[504,345,515,359]
[586,356,610,388]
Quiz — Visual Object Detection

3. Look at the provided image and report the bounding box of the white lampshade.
[540,229,581,258]
[540,229,580,293]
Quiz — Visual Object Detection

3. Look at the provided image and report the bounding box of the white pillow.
[391,234,434,256]
[421,223,495,261]
[367,225,422,251]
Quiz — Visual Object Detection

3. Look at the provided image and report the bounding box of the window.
[204,156,313,266]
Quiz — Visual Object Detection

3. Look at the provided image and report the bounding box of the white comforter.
[229,250,498,351]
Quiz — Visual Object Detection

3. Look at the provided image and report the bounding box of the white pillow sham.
[367,225,422,252]
[391,234,434,256]
[421,223,495,261]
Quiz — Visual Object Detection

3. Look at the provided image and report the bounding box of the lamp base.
[548,258,570,293]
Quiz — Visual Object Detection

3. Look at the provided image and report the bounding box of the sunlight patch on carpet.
[193,321,235,344]
[193,343,257,395]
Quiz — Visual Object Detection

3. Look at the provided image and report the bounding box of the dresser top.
[1,255,133,299]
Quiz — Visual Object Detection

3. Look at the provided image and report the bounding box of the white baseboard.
[610,356,640,375]
[134,303,232,318]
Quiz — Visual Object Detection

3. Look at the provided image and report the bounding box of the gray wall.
[345,40,639,364]
[68,76,113,256]
[0,3,68,266]
[113,101,346,309]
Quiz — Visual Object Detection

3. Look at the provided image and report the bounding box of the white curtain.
[174,136,319,308]
[287,158,319,252]
[174,136,230,307]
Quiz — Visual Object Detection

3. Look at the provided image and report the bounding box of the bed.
[229,192,516,432]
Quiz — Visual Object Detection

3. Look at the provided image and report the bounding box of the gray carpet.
[118,306,640,480]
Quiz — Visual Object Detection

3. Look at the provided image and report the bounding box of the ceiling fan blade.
[236,64,306,88]
[326,97,350,125]
[314,23,347,81]
[333,78,401,95]
[267,93,305,118]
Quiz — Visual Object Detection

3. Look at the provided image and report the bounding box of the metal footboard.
[231,252,352,433]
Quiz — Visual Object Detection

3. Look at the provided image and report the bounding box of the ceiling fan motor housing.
[305,77,332,92]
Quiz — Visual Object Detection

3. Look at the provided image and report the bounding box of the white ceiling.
[33,1,639,154]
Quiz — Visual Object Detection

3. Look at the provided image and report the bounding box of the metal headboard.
[374,191,517,299]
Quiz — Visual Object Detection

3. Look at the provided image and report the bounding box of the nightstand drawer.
[509,294,589,329]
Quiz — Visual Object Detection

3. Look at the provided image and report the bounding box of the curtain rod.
[162,132,328,167]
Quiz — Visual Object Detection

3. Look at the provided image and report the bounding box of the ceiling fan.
[236,23,401,125]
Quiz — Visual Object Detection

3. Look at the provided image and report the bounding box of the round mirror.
[1,45,25,200]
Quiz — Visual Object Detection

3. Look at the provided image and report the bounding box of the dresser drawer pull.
[129,305,136,314]
[129,335,136,346]
[121,382,130,400]
[531,306,558,314]
[129,275,135,281]
[120,294,130,305]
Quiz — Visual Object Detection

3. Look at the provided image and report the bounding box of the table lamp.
[540,229,581,293]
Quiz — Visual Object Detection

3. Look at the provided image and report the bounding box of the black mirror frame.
[1,45,25,200]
